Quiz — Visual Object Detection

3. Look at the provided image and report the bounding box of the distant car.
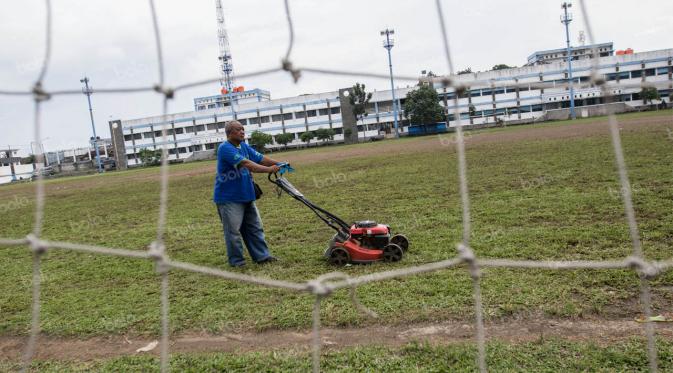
[31,166,55,179]
[94,157,116,170]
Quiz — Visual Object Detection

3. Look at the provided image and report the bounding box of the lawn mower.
[268,164,409,266]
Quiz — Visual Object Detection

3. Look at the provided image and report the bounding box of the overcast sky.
[1,0,672,155]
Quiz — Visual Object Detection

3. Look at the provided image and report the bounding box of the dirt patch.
[1,317,671,361]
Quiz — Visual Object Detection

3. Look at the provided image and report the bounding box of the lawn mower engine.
[326,220,409,266]
[269,166,409,266]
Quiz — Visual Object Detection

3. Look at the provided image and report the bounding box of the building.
[194,89,270,111]
[526,42,614,65]
[109,45,673,170]
[0,148,34,184]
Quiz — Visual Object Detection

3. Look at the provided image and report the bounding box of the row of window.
[606,67,670,81]
[123,107,345,142]
[240,107,341,125]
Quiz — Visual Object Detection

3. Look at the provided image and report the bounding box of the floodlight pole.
[381,28,400,138]
[561,2,576,120]
[80,77,103,173]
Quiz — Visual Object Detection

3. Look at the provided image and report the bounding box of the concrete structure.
[0,148,34,184]
[194,89,270,111]
[526,42,614,65]
[110,46,672,169]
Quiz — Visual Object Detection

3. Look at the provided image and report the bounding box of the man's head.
[225,120,245,144]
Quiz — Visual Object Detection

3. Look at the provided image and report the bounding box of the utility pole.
[80,77,103,173]
[381,28,400,138]
[561,2,576,120]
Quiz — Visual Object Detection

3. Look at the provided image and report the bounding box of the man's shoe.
[257,256,278,264]
[230,262,246,268]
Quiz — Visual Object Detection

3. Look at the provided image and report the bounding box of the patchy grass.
[2,338,672,372]
[0,111,672,337]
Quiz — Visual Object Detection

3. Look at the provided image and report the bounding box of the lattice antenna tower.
[215,0,235,94]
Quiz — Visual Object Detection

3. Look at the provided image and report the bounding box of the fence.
[0,0,671,372]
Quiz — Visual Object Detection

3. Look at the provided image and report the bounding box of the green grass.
[2,338,672,372]
[1,111,672,337]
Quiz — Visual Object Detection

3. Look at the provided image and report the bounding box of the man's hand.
[268,164,281,173]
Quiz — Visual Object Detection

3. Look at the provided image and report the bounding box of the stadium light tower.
[80,77,103,173]
[561,2,577,120]
[381,28,400,138]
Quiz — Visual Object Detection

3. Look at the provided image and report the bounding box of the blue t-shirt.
[213,141,264,203]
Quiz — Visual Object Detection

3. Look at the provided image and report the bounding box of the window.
[495,108,506,115]
[532,104,543,112]
[296,111,306,119]
[306,110,317,117]
[249,117,259,125]
[319,108,329,116]
[509,107,520,114]
[197,106,205,110]
[470,90,481,97]
[519,85,530,92]
[618,72,630,80]
[185,126,194,133]
[630,70,642,78]
[645,68,656,77]
[445,93,456,100]
[143,132,153,139]
[459,112,470,120]
[283,113,293,120]
[154,130,162,137]
[207,123,217,130]
[505,87,517,93]
[260,116,270,123]
[178,147,187,154]
[330,107,340,114]
[605,73,618,81]
[207,104,216,109]
[217,122,226,129]
[494,88,505,95]
[195,125,205,132]
[174,128,184,134]
[519,105,532,113]
[238,119,247,126]
[657,67,669,75]
[271,114,283,122]
[481,89,492,96]
[483,109,494,116]
[124,134,133,141]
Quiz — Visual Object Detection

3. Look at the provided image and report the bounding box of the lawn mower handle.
[267,170,351,235]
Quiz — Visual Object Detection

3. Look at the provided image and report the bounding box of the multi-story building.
[526,42,614,65]
[110,45,672,169]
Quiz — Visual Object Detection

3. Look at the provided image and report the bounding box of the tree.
[468,104,476,117]
[275,133,294,149]
[491,64,514,71]
[640,86,660,106]
[457,67,472,75]
[315,128,335,143]
[403,85,444,125]
[299,131,314,147]
[249,131,273,152]
[137,148,161,166]
[349,83,373,131]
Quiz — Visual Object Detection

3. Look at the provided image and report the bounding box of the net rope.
[0,0,670,371]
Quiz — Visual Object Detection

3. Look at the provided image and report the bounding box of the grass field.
[1,110,672,370]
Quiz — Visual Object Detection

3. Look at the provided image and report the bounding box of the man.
[214,120,282,267]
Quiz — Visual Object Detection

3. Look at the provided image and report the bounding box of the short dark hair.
[224,120,243,136]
